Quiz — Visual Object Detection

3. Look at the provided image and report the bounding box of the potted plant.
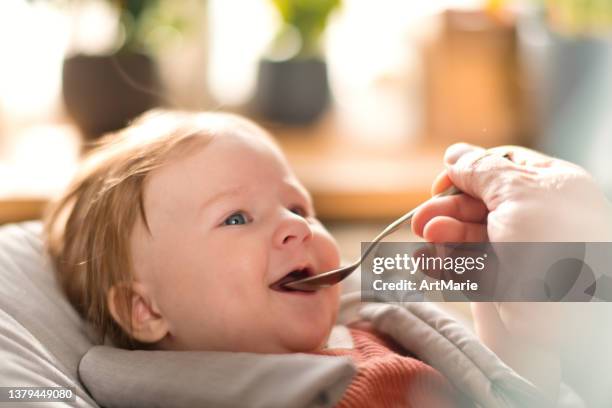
[60,0,166,140]
[32,0,200,139]
[253,0,341,125]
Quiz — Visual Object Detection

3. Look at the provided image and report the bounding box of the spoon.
[281,185,462,291]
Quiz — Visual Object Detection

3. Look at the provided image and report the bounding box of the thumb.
[444,143,516,208]
[444,142,484,166]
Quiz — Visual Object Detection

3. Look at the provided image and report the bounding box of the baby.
[43,110,549,407]
[45,110,342,353]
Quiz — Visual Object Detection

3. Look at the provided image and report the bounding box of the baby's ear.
[107,282,169,344]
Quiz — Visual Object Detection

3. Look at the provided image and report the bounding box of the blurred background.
[2,0,612,227]
[3,0,612,270]
[2,0,612,246]
[1,0,612,404]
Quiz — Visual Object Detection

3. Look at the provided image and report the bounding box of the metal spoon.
[281,185,462,291]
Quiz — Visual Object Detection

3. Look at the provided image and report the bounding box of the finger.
[412,245,445,280]
[412,194,488,237]
[444,142,486,165]
[432,142,480,196]
[422,216,488,243]
[445,149,519,207]
[431,170,453,196]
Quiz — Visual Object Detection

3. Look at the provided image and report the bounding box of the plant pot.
[62,52,161,140]
[253,58,329,125]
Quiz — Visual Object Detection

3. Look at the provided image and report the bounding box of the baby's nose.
[273,213,313,248]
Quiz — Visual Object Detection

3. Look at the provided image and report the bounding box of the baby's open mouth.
[270,267,315,293]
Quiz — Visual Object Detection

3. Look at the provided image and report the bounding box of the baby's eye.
[223,211,250,226]
[289,205,308,218]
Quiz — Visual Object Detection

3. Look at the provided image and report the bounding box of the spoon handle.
[359,185,461,263]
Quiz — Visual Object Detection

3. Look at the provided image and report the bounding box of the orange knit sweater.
[315,325,469,408]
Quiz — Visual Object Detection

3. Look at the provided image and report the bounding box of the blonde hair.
[44,109,268,348]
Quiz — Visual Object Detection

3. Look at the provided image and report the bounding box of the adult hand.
[411,143,612,338]
[412,143,612,243]
[411,143,612,402]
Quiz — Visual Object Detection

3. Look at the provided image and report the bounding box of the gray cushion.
[79,347,355,408]
[359,301,586,408]
[0,222,98,407]
[359,302,550,407]
[82,297,583,408]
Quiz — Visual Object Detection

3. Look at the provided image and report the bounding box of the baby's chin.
[277,321,335,353]
[277,305,339,353]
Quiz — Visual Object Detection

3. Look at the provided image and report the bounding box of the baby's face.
[129,128,341,353]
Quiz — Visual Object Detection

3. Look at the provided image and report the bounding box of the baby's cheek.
[326,285,342,332]
[329,285,341,309]
[312,225,341,269]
